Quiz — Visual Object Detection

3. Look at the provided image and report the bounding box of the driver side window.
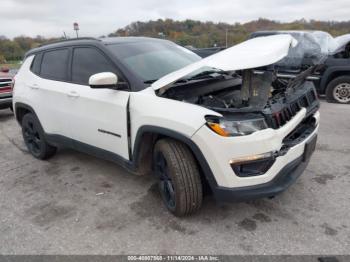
[71,47,117,85]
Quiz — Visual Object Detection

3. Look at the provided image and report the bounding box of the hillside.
[1,18,350,63]
[109,18,350,48]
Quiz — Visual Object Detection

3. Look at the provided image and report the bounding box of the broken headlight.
[206,116,268,137]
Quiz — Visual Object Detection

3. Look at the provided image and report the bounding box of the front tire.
[325,76,350,104]
[153,139,203,216]
[21,113,57,160]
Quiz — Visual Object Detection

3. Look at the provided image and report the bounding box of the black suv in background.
[250,31,350,104]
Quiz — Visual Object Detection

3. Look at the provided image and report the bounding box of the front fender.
[320,66,350,93]
[129,89,220,186]
[129,89,221,149]
[132,125,219,188]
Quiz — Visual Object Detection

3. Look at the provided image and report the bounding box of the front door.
[66,47,130,160]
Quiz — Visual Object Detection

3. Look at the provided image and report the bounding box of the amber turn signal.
[207,122,230,137]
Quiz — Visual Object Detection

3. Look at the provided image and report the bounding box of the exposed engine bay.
[160,67,320,129]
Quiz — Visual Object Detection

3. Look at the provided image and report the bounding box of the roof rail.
[38,37,101,47]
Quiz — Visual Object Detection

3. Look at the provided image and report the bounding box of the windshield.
[107,41,201,82]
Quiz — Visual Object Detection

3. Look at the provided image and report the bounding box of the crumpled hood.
[151,34,297,91]
[335,34,350,47]
[333,34,350,53]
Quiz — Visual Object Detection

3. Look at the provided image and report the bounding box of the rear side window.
[72,47,115,85]
[40,49,69,81]
[30,53,42,75]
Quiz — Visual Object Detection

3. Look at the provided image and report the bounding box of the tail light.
[11,78,15,91]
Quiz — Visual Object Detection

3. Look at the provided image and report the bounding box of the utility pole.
[225,29,228,48]
[73,22,79,38]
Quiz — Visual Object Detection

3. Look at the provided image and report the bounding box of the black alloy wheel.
[154,151,176,211]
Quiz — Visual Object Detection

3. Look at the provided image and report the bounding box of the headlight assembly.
[206,116,268,137]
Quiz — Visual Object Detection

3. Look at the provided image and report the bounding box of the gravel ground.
[0,100,349,255]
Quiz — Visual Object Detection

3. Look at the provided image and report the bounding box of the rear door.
[29,49,72,137]
[66,46,130,159]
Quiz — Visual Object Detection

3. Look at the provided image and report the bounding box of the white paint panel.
[13,56,72,137]
[66,84,130,159]
[129,88,221,150]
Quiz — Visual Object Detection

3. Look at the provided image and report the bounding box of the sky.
[1,0,350,39]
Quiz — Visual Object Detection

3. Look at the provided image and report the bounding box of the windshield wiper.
[186,70,229,81]
[144,70,230,85]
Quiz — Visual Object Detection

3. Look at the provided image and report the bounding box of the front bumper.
[213,154,309,201]
[192,108,319,201]
[0,97,12,109]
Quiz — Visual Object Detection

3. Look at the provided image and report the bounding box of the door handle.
[67,91,80,98]
[28,84,39,90]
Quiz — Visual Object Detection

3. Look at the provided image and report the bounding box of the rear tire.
[325,76,350,104]
[153,139,203,216]
[21,113,57,160]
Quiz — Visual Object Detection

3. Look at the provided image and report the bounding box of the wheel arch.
[320,66,350,93]
[14,102,37,125]
[132,126,218,189]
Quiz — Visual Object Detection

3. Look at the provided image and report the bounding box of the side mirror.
[89,72,118,89]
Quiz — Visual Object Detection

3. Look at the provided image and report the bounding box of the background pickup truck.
[189,30,350,104]
[0,67,14,110]
[249,30,350,104]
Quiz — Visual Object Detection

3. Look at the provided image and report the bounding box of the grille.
[0,78,12,88]
[0,78,12,95]
[269,89,317,129]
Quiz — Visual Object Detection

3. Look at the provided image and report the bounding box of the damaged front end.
[160,66,319,136]
[157,66,320,181]
[152,34,320,140]
[148,34,322,184]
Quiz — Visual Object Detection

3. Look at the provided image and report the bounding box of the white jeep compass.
[13,35,320,216]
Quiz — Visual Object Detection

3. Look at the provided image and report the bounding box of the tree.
[0,53,6,64]
[2,18,350,61]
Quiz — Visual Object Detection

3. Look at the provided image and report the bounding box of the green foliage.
[0,62,21,70]
[0,39,22,61]
[0,54,5,64]
[0,35,62,62]
[110,18,350,48]
[1,18,350,61]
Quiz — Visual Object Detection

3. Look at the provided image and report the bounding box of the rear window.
[30,53,42,75]
[40,49,69,81]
